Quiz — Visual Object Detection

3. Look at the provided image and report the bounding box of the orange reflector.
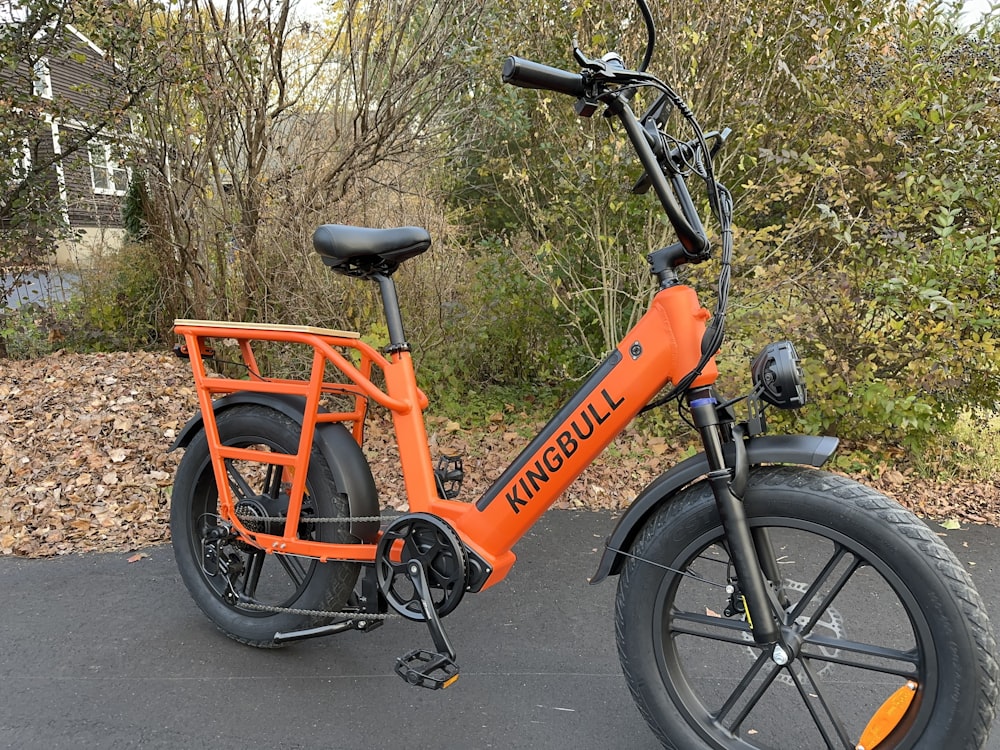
[442,674,460,689]
[857,681,917,750]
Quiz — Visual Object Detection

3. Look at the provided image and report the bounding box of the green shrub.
[415,247,576,419]
[0,303,57,360]
[733,3,1000,447]
[65,239,176,351]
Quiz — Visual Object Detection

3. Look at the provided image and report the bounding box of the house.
[1,10,131,267]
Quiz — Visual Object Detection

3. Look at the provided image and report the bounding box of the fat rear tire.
[171,405,360,647]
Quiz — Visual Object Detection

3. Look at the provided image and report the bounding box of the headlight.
[750,341,807,410]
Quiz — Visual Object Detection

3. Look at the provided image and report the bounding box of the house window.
[16,139,31,178]
[88,140,127,195]
[32,58,52,99]
[3,134,31,188]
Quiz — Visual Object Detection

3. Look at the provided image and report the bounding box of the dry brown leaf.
[0,351,997,560]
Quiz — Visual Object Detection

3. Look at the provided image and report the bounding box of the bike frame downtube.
[444,283,719,588]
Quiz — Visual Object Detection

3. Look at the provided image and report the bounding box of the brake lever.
[573,45,628,78]
[708,128,733,159]
[632,127,732,196]
[572,45,624,117]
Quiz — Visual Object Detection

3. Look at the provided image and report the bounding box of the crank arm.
[406,560,457,661]
[392,560,461,690]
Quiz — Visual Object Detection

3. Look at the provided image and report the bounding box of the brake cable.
[615,77,734,412]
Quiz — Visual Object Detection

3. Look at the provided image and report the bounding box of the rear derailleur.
[199,515,388,640]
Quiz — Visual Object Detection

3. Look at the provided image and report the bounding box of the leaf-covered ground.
[1,351,997,558]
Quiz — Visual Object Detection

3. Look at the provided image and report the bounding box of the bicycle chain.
[235,514,397,524]
[236,600,400,620]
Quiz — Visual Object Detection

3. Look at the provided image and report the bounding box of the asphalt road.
[0,510,997,750]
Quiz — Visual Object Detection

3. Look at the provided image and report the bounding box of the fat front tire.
[615,465,998,750]
[171,405,360,647]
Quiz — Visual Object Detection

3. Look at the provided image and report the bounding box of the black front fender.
[589,434,839,584]
[171,393,380,542]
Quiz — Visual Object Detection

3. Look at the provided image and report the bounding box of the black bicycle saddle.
[313,224,431,276]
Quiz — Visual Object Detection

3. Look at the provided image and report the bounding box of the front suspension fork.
[688,388,782,646]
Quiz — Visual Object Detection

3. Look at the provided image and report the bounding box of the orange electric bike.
[169,3,998,747]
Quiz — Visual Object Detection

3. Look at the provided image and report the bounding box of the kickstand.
[395,560,460,689]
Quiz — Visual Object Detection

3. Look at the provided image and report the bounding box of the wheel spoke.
[275,552,309,588]
[801,634,920,679]
[788,544,852,624]
[264,464,282,499]
[670,609,753,646]
[715,650,780,730]
[242,550,265,596]
[787,656,855,749]
[226,459,256,500]
[800,561,861,637]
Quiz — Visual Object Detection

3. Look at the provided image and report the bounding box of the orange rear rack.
[173,319,430,562]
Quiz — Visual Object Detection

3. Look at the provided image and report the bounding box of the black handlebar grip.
[502,56,586,98]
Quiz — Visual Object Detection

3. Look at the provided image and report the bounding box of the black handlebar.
[502,55,711,258]
[502,56,586,98]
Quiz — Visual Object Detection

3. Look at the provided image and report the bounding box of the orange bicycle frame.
[174,282,717,592]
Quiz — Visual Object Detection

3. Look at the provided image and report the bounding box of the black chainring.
[375,513,468,621]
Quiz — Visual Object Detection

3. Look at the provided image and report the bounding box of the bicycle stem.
[687,387,781,646]
[603,92,711,258]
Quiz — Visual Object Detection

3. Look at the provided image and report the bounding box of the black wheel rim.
[650,517,936,749]
[189,437,322,615]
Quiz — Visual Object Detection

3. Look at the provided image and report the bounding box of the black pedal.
[395,649,460,690]
[388,543,462,691]
[434,454,464,499]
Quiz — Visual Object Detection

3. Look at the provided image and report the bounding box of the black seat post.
[372,273,409,353]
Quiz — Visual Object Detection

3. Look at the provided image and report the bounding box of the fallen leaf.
[127,552,148,563]
[883,469,906,485]
[2,350,999,562]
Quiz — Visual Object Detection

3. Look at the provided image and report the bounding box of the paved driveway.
[0,511,997,749]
